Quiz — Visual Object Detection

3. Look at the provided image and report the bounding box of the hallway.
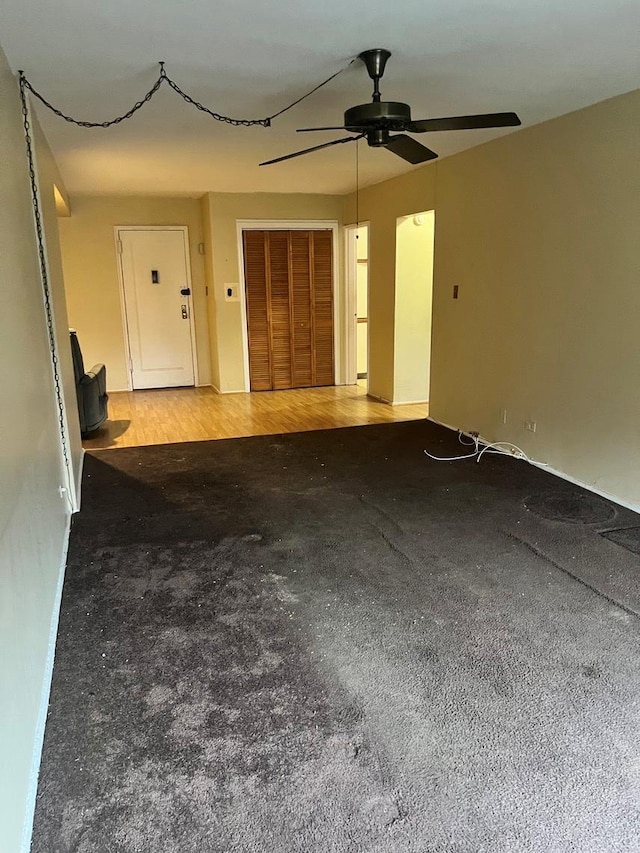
[82,383,429,449]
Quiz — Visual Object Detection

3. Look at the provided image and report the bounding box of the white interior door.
[118,228,196,389]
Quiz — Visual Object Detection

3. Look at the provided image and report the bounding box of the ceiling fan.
[260,49,521,166]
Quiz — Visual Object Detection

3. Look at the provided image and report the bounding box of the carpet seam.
[506,532,640,620]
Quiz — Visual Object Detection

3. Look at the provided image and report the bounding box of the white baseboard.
[212,385,247,395]
[427,415,640,516]
[367,391,392,404]
[21,515,72,853]
[527,459,640,516]
[72,448,85,513]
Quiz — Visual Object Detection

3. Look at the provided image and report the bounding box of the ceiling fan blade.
[296,126,356,133]
[408,112,521,133]
[384,134,438,164]
[260,135,362,166]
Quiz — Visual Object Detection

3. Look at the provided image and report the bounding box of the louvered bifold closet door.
[290,231,313,387]
[243,229,334,390]
[243,231,271,391]
[267,231,293,389]
[310,230,334,387]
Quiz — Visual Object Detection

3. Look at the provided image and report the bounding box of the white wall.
[0,45,75,852]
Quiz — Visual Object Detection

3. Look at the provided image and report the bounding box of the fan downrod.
[263,47,521,168]
[358,48,391,102]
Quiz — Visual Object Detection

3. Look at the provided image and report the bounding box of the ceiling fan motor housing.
[260,46,520,166]
[344,101,412,132]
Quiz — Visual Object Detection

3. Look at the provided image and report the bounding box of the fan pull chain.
[355,136,360,229]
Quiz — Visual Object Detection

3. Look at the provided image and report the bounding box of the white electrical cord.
[424,431,532,464]
[423,431,480,461]
[477,441,530,463]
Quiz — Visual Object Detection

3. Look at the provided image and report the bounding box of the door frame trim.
[235,219,341,393]
[344,222,370,388]
[114,225,198,391]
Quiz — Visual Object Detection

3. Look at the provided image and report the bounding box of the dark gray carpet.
[602,526,640,556]
[32,420,640,852]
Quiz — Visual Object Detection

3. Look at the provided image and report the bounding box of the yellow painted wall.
[347,88,640,508]
[432,88,640,505]
[343,168,437,401]
[59,195,211,391]
[0,46,75,852]
[394,211,434,404]
[33,121,83,496]
[200,194,221,391]
[203,192,344,393]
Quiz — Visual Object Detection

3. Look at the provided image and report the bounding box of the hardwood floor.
[83,383,429,449]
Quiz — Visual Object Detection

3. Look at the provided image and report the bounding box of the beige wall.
[202,192,345,392]
[344,168,437,401]
[33,121,83,500]
[59,195,211,391]
[394,211,434,404]
[346,88,640,508]
[0,46,75,852]
[200,194,221,391]
[432,88,640,506]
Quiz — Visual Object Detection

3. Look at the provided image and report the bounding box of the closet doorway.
[240,224,339,391]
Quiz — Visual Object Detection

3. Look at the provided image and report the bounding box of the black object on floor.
[32,420,640,852]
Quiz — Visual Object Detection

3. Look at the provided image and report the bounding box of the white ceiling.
[2,0,639,196]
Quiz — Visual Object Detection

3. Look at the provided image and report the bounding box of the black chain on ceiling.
[18,73,74,511]
[18,59,356,129]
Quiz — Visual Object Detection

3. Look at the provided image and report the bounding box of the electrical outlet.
[500,408,508,424]
[524,420,537,433]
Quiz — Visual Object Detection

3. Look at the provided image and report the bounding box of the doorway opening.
[393,211,435,404]
[345,222,370,388]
